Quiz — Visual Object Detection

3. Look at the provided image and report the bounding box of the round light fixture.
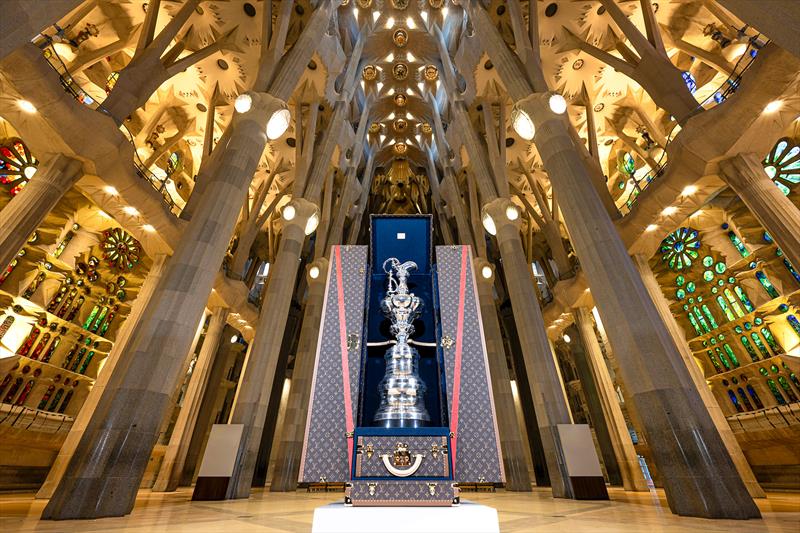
[234,93,252,113]
[305,212,320,235]
[230,335,239,343]
[563,333,571,343]
[482,212,497,236]
[764,100,783,114]
[505,204,519,221]
[549,93,567,114]
[511,107,535,140]
[23,165,37,179]
[17,100,37,113]
[283,204,296,221]
[266,108,291,139]
[481,265,493,279]
[309,265,320,279]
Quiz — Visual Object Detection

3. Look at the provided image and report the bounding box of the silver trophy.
[373,258,431,427]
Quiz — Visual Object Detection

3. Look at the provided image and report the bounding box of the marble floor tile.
[0,487,797,532]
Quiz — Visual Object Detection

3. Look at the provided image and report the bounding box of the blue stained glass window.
[756,271,780,298]
[727,389,743,412]
[682,71,697,93]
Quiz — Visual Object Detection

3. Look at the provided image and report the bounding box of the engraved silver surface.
[373,258,430,427]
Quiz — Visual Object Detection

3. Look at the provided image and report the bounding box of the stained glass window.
[761,327,782,354]
[716,296,736,322]
[746,384,764,409]
[734,286,755,312]
[706,350,723,373]
[750,333,770,359]
[737,388,754,410]
[740,336,758,360]
[727,389,743,412]
[763,137,800,196]
[777,377,798,402]
[682,71,697,93]
[723,344,740,367]
[0,138,38,196]
[722,223,749,257]
[766,379,786,405]
[755,271,779,298]
[786,314,800,338]
[660,228,701,271]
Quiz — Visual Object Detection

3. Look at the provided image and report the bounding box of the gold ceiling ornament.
[340,0,350,5]
[429,0,446,8]
[394,93,407,107]
[393,118,408,133]
[362,64,378,81]
[393,28,408,47]
[391,0,409,9]
[421,123,432,134]
[372,158,431,215]
[394,143,408,154]
[356,0,372,8]
[393,63,409,81]
[423,64,439,81]
[369,123,381,133]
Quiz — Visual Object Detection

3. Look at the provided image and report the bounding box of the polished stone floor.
[1,487,798,532]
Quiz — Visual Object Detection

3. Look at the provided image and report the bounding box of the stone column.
[270,258,329,491]
[36,253,169,499]
[0,154,82,270]
[226,198,318,499]
[515,93,759,518]
[152,306,230,492]
[474,258,532,491]
[718,153,800,269]
[633,255,765,498]
[573,307,649,492]
[484,197,573,498]
[41,93,285,520]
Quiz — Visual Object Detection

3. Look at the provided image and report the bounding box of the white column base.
[311,501,500,533]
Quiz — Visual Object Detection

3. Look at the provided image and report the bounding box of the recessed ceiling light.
[123,206,139,216]
[17,100,36,113]
[681,185,698,196]
[661,206,677,216]
[104,186,119,195]
[645,224,658,232]
[764,100,783,113]
[142,224,155,232]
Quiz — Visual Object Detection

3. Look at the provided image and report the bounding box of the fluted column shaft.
[718,153,800,269]
[486,198,573,498]
[226,199,317,499]
[153,306,230,492]
[36,253,169,499]
[270,259,329,491]
[41,95,277,520]
[573,307,649,492]
[474,258,532,491]
[520,94,759,518]
[632,255,765,498]
[0,154,82,269]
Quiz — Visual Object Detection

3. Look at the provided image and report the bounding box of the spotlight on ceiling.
[549,93,568,114]
[505,204,520,221]
[511,106,535,141]
[309,265,321,279]
[305,211,320,235]
[283,204,296,221]
[764,100,783,114]
[17,100,37,114]
[681,185,698,196]
[104,185,119,196]
[481,265,493,279]
[234,93,252,113]
[230,335,239,344]
[123,206,139,216]
[23,166,37,179]
[267,108,291,140]
[661,206,677,216]
[482,212,497,236]
[562,333,571,343]
[645,224,658,232]
[142,224,155,233]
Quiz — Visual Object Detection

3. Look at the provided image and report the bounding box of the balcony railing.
[34,37,183,216]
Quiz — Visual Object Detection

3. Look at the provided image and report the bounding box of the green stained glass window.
[717,347,732,370]
[728,276,736,284]
[767,379,786,405]
[744,322,752,330]
[703,271,714,282]
[763,137,800,196]
[735,287,755,313]
[725,289,745,318]
[686,282,696,293]
[754,317,763,325]
[697,296,703,303]
[676,275,685,287]
[734,325,744,334]
[777,376,799,402]
[711,287,718,294]
[660,228,701,271]
[703,256,714,267]
[676,289,686,300]
[702,305,719,329]
[770,364,779,373]
[787,315,800,337]
[715,262,727,274]
[718,279,725,286]
[693,307,711,333]
[706,350,723,373]
[759,367,769,376]
[725,228,750,258]
[723,344,740,367]
[756,271,780,298]
[688,313,702,335]
[761,327,781,353]
[716,296,736,322]
[750,333,770,359]
[683,304,689,311]
[740,336,758,360]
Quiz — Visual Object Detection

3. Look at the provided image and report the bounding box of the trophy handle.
[379,453,425,477]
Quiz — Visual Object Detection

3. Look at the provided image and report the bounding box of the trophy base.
[373,417,430,428]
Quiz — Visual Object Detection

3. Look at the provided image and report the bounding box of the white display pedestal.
[311,501,499,533]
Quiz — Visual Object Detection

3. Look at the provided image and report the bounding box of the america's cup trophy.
[373,258,431,428]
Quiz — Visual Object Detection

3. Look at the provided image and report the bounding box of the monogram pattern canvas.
[347,480,459,506]
[354,435,450,479]
[300,246,368,483]
[436,245,505,483]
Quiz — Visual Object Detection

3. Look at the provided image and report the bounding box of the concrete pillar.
[270,258,328,491]
[226,198,318,499]
[484,197,573,498]
[573,307,649,492]
[152,306,230,492]
[516,93,759,518]
[633,255,765,499]
[0,154,82,270]
[41,93,284,520]
[718,153,800,269]
[36,253,169,499]
[474,258,532,491]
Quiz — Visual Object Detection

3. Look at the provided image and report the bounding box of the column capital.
[281,197,320,236]
[472,257,496,284]
[717,152,768,190]
[482,197,521,236]
[306,257,330,284]
[232,91,290,141]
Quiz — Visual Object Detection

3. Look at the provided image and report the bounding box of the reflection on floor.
[1,487,798,532]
